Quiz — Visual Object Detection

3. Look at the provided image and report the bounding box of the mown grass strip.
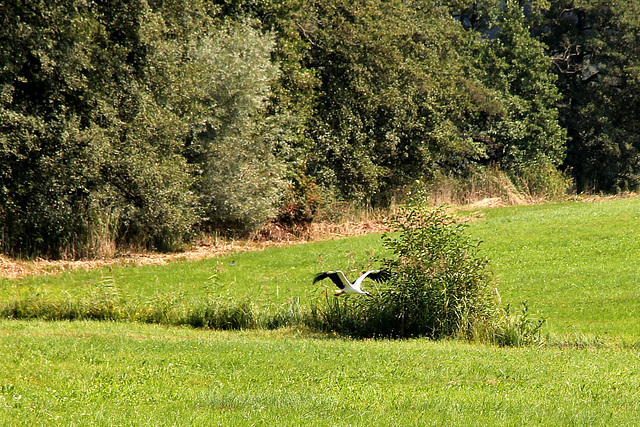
[468,197,640,340]
[1,320,639,426]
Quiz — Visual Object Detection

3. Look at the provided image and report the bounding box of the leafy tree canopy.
[3,0,639,257]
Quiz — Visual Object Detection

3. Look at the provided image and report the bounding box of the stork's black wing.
[313,271,349,289]
[365,270,390,282]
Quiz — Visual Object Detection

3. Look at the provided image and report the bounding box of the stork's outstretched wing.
[313,271,349,289]
[365,270,390,282]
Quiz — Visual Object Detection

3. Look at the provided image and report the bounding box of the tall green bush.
[479,0,567,182]
[311,201,501,338]
[0,0,198,257]
[183,21,287,233]
[379,203,502,338]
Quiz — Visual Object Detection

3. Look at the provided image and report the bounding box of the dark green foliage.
[534,0,640,192]
[297,0,568,204]
[0,0,286,255]
[478,0,567,192]
[444,0,502,31]
[0,0,197,256]
[304,1,491,204]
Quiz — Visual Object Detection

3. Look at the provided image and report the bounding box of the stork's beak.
[366,293,374,298]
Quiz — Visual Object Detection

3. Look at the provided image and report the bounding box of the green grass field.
[1,198,639,425]
[1,320,639,426]
[469,198,640,341]
[0,232,386,305]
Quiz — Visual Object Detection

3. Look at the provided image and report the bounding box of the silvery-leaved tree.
[182,21,287,233]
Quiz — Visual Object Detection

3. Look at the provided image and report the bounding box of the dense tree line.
[1,0,638,258]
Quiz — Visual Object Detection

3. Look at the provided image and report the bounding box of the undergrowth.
[0,285,305,331]
[426,163,572,206]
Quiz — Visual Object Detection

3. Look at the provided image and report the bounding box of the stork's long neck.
[352,274,367,290]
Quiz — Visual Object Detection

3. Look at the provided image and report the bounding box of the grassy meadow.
[470,197,640,341]
[1,197,640,425]
[1,320,639,426]
[0,232,387,306]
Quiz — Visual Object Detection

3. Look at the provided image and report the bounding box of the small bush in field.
[490,301,546,347]
[309,201,548,344]
[378,203,501,338]
[311,202,502,339]
[482,301,546,347]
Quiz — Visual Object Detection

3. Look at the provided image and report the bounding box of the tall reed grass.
[0,285,545,346]
[472,301,546,347]
[0,283,306,330]
[425,163,572,206]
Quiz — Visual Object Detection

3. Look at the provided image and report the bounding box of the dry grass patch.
[0,220,390,279]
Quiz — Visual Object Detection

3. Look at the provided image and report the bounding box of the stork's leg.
[334,290,346,296]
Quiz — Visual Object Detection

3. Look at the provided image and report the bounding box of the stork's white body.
[313,270,384,297]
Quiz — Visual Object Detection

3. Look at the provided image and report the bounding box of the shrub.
[275,172,322,230]
[382,203,502,338]
[310,201,502,339]
[474,301,546,347]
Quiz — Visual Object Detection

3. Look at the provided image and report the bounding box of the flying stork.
[313,270,386,297]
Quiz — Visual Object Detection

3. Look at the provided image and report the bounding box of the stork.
[313,270,386,297]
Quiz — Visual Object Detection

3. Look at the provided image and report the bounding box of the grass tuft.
[0,288,312,333]
[474,301,546,347]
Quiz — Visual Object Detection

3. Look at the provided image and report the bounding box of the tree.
[0,0,197,257]
[443,0,502,31]
[478,0,567,193]
[535,0,640,192]
[182,21,287,232]
[299,0,491,205]
[200,0,323,226]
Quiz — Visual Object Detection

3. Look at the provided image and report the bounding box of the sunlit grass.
[0,233,386,305]
[2,198,640,425]
[1,320,639,426]
[467,197,640,341]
